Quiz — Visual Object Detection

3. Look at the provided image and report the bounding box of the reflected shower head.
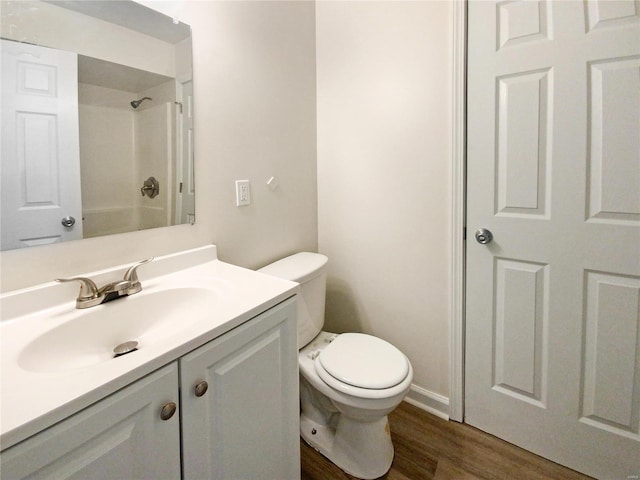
[130,97,152,109]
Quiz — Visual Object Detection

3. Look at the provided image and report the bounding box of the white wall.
[0,1,318,291]
[316,1,453,400]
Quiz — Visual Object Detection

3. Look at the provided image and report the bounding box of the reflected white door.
[465,1,640,478]
[178,80,194,225]
[1,40,82,250]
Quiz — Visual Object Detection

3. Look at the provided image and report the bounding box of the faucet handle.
[55,277,100,301]
[123,257,153,294]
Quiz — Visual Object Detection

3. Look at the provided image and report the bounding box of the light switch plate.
[235,180,251,206]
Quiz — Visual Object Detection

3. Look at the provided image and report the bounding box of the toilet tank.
[258,252,328,348]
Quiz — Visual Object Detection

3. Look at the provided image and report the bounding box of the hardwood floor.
[300,401,593,480]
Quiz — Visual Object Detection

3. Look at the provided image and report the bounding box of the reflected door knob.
[475,228,493,244]
[61,216,76,227]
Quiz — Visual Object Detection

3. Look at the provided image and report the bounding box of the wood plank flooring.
[300,401,593,480]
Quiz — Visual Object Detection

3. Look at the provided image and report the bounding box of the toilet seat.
[314,333,411,399]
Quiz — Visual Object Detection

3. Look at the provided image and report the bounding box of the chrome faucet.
[56,258,153,309]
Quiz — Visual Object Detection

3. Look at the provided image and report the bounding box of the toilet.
[258,253,413,479]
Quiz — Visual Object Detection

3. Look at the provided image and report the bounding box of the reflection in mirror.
[0,0,194,251]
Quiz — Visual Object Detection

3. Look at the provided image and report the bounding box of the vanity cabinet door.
[180,297,300,480]
[0,363,181,479]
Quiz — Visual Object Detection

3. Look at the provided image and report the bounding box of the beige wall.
[0,0,318,290]
[187,1,318,269]
[316,1,453,399]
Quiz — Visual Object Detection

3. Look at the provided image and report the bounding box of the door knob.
[61,216,76,227]
[475,228,493,244]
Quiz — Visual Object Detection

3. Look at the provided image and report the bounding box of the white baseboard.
[403,384,450,421]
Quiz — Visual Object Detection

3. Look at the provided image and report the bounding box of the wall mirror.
[0,0,194,251]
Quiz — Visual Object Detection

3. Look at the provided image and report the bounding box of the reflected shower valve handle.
[140,177,160,198]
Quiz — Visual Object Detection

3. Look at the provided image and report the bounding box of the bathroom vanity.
[0,246,300,480]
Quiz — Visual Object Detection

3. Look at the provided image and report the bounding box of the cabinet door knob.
[194,381,208,397]
[160,402,177,420]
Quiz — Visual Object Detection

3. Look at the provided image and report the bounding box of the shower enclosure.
[79,74,179,238]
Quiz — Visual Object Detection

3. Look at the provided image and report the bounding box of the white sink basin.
[18,287,217,373]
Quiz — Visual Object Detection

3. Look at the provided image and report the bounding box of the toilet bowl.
[258,253,413,479]
[299,331,413,478]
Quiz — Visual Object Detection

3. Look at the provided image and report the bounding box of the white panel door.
[466,1,640,478]
[1,39,82,250]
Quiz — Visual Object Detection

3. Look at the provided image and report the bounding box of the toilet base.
[300,412,394,479]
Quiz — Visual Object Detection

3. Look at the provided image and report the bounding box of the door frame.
[449,0,467,422]
[449,0,467,423]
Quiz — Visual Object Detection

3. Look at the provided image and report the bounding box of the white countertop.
[0,246,298,449]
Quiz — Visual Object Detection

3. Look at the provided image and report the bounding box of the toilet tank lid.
[258,252,328,283]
